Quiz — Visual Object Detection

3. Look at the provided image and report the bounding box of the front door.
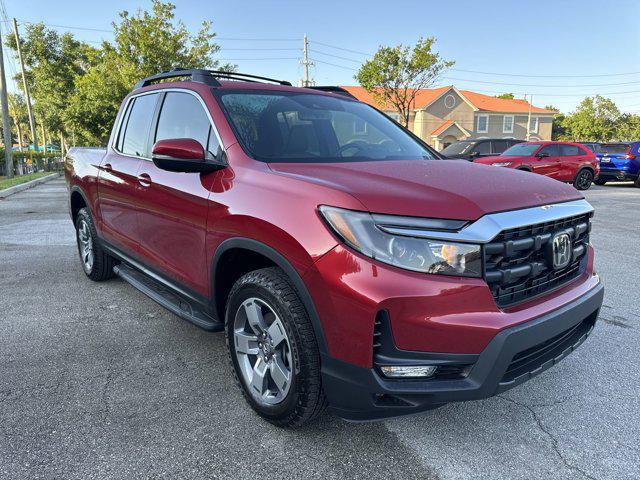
[532,144,561,178]
[136,90,222,296]
[97,92,160,255]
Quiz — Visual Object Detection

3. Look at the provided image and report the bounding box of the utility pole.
[300,34,314,87]
[526,94,533,141]
[0,27,13,178]
[13,18,38,154]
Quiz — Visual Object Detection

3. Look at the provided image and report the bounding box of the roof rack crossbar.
[134,68,221,89]
[134,68,292,89]
[306,86,357,99]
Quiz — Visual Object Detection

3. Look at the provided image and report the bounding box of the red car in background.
[474,141,599,190]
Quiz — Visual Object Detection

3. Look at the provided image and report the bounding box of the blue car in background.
[595,142,640,186]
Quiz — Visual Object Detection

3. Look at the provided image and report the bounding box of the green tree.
[5,23,95,146]
[355,37,454,127]
[544,105,568,141]
[561,96,621,141]
[495,93,514,100]
[615,113,640,140]
[67,0,232,144]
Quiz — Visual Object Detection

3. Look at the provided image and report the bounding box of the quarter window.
[155,92,216,154]
[120,94,159,157]
[476,114,488,133]
[502,115,514,133]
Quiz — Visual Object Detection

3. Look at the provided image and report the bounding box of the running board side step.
[114,263,224,332]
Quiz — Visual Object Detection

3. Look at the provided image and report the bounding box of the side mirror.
[469,151,480,157]
[152,138,226,173]
[536,152,550,158]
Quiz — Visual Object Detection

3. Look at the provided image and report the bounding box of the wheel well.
[70,190,87,224]
[516,166,532,172]
[575,166,595,180]
[213,248,276,320]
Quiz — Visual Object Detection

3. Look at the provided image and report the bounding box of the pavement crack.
[498,395,597,480]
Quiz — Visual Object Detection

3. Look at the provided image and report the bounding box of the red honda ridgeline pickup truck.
[65,69,603,427]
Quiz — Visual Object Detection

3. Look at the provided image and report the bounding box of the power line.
[17,19,112,33]
[311,58,357,70]
[309,49,362,64]
[309,41,372,57]
[450,67,640,78]
[441,76,640,88]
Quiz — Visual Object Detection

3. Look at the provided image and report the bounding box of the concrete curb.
[0,172,62,199]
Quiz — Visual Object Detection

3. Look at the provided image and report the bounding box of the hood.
[268,159,583,221]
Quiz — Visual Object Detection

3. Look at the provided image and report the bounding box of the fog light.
[380,365,437,378]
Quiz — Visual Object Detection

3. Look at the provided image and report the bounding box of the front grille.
[484,212,592,307]
[501,313,596,384]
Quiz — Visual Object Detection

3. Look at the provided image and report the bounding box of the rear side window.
[155,92,219,154]
[560,144,583,156]
[539,144,560,156]
[120,94,159,157]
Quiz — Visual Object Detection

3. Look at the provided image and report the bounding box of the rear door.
[558,143,588,181]
[532,144,561,178]
[492,140,511,156]
[97,92,160,254]
[135,90,223,296]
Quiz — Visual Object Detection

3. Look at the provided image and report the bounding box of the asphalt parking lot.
[1,177,638,480]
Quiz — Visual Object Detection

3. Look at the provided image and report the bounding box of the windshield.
[599,144,630,155]
[441,141,474,156]
[217,90,435,163]
[501,143,540,156]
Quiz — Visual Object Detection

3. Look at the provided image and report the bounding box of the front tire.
[574,169,594,190]
[225,267,326,427]
[75,208,118,281]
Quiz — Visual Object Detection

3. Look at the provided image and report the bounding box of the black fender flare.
[573,166,595,183]
[211,237,329,354]
[69,185,93,222]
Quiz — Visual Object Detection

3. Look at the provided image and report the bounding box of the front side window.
[155,92,218,155]
[120,93,159,157]
[476,114,488,133]
[539,144,560,156]
[502,115,514,133]
[217,91,435,163]
[493,140,510,153]
[475,141,491,155]
[441,141,473,156]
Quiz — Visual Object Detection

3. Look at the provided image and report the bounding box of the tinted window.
[599,143,630,154]
[492,140,510,153]
[475,141,491,154]
[155,92,215,154]
[441,141,474,156]
[219,91,435,163]
[501,143,540,156]
[120,94,158,157]
[560,144,583,156]
[539,144,560,156]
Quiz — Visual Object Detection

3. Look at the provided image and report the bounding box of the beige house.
[341,85,554,150]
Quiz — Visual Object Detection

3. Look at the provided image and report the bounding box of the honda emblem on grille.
[551,233,572,270]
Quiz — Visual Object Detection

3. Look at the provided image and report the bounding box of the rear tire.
[225,267,326,427]
[594,178,607,186]
[574,169,594,190]
[75,208,118,281]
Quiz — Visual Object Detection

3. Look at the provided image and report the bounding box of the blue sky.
[2,0,640,113]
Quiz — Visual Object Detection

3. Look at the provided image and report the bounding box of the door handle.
[102,163,113,172]
[137,172,152,187]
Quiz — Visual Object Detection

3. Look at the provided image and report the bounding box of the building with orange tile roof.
[341,85,554,150]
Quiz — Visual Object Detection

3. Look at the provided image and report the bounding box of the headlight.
[319,206,482,277]
[492,162,512,167]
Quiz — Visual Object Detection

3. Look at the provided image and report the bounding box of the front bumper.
[321,282,603,421]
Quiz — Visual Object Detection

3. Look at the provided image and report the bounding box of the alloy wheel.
[233,297,293,405]
[77,219,94,273]
[578,170,593,189]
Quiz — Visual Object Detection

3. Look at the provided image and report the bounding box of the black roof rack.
[134,68,292,89]
[306,86,357,99]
